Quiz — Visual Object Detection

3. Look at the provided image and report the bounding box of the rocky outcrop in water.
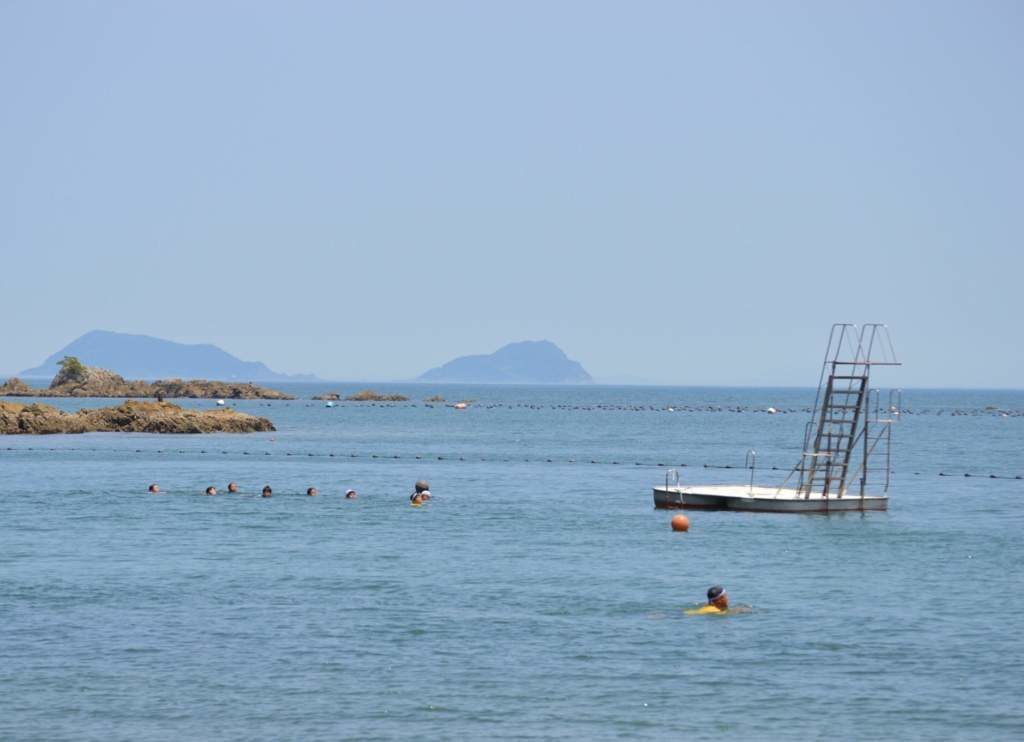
[0,400,275,435]
[0,378,35,395]
[0,360,293,400]
[345,390,409,402]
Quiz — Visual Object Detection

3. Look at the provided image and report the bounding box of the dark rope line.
[3,445,1023,480]
[149,491,340,497]
[9,399,1024,417]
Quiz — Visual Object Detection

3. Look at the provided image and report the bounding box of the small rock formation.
[0,358,294,400]
[312,392,342,401]
[0,400,275,435]
[424,394,445,403]
[345,389,410,402]
[0,378,34,395]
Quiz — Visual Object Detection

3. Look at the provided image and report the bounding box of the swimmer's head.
[419,490,432,500]
[148,483,160,494]
[205,486,217,496]
[307,487,318,497]
[261,485,272,498]
[415,480,430,494]
[707,585,728,610]
[345,489,358,499]
[411,493,424,505]
[227,482,239,493]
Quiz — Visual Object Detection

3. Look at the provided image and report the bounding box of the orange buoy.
[671,514,690,532]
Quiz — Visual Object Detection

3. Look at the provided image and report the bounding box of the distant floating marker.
[325,401,335,407]
[216,399,226,406]
[671,514,690,532]
[766,407,777,414]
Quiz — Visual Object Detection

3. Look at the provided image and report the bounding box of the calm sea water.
[2,384,1022,740]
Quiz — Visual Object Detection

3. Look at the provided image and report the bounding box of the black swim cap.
[415,480,430,493]
[707,585,726,601]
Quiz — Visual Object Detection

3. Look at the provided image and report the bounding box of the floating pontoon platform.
[652,484,888,512]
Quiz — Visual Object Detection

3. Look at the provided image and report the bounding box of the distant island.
[19,330,313,382]
[1,357,294,400]
[418,340,592,384]
[1,399,274,435]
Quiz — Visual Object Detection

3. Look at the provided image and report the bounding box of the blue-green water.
[2,384,1023,740]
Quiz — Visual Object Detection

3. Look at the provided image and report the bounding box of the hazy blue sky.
[2,1,1021,387]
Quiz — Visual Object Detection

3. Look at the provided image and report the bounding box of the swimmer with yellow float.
[410,480,431,507]
[685,585,750,616]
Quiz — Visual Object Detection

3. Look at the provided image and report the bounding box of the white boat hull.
[652,484,888,513]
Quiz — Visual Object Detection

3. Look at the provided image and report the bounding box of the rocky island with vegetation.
[0,357,294,400]
[0,400,275,435]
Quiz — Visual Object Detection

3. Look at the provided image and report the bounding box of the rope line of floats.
[4,445,1022,480]
[274,402,1022,417]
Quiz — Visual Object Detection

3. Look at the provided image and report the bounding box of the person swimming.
[148,483,160,494]
[412,480,432,502]
[345,489,358,499]
[227,482,239,493]
[261,485,272,498]
[685,585,730,615]
[205,486,217,496]
[410,493,425,507]
[307,487,318,497]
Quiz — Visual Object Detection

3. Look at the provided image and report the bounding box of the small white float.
[216,399,226,406]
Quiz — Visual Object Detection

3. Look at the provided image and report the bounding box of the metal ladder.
[793,323,900,501]
[801,368,867,498]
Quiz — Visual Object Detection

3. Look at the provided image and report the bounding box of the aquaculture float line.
[3,445,1022,481]
[290,401,1024,417]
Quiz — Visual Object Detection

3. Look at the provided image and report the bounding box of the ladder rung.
[824,418,856,424]
[826,404,861,410]
[830,376,867,381]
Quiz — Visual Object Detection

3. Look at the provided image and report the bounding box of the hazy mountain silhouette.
[20,330,314,381]
[418,341,592,384]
